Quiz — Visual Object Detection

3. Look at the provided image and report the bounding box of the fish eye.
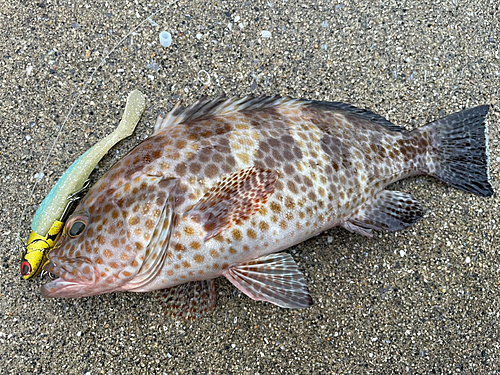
[69,221,86,237]
[66,212,90,238]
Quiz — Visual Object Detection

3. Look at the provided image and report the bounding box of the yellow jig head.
[21,221,64,279]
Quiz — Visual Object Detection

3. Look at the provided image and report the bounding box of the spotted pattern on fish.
[42,96,493,318]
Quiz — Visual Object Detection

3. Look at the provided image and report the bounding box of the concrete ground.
[1,0,499,374]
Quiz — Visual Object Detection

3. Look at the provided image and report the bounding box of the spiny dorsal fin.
[155,94,406,134]
[307,101,407,132]
[155,95,301,133]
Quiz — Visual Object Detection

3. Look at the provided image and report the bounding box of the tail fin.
[425,105,493,197]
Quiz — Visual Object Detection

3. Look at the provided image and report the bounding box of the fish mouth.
[40,259,118,298]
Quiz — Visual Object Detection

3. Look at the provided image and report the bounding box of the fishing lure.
[20,181,89,279]
[20,90,146,279]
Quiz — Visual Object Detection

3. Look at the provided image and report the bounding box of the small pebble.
[465,256,471,264]
[261,30,272,38]
[400,250,406,257]
[159,31,172,47]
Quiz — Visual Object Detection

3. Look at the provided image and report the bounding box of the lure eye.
[21,261,32,276]
[69,221,86,237]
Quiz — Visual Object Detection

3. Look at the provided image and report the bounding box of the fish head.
[41,173,177,298]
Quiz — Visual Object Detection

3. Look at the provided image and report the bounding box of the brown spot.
[82,266,91,274]
[270,201,281,214]
[107,226,115,235]
[190,162,201,174]
[111,239,120,248]
[222,263,229,269]
[247,228,257,239]
[103,249,113,258]
[124,183,131,192]
[144,233,150,241]
[259,221,269,231]
[232,229,242,241]
[134,228,142,236]
[122,271,131,277]
[176,140,187,149]
[120,253,129,261]
[110,262,119,269]
[131,260,139,267]
[129,217,140,226]
[193,254,204,263]
[97,235,106,245]
[229,247,237,254]
[136,242,144,251]
[210,249,219,258]
[183,261,191,268]
[287,180,299,194]
[167,270,174,276]
[144,219,155,230]
[175,162,187,175]
[205,164,219,178]
[112,210,119,219]
[191,241,200,250]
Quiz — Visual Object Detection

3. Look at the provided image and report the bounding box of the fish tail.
[423,105,493,197]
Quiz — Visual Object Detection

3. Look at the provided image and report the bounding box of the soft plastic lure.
[20,90,146,279]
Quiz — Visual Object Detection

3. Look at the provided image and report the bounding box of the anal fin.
[223,253,313,309]
[343,190,425,237]
[156,279,217,320]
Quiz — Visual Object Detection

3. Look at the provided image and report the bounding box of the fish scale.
[41,95,493,319]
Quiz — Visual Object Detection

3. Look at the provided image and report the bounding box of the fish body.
[41,96,493,318]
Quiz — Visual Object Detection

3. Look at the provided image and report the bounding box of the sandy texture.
[1,0,499,374]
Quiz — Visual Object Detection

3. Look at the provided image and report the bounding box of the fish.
[40,95,493,319]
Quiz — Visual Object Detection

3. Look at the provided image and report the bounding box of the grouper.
[40,96,493,319]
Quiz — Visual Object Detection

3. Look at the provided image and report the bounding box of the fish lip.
[40,260,93,298]
[41,259,122,298]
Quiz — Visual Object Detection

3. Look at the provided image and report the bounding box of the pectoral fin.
[223,253,313,309]
[156,279,217,320]
[343,190,425,237]
[187,167,278,242]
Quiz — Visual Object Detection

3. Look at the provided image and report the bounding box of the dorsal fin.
[155,95,407,134]
[154,95,301,133]
[306,101,407,132]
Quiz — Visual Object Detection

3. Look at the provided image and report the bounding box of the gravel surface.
[1,0,499,374]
